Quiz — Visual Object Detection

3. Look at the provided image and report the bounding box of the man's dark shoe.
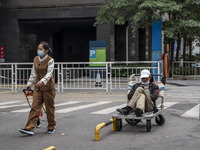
[47,129,55,134]
[19,128,34,135]
[135,108,143,117]
[116,106,132,115]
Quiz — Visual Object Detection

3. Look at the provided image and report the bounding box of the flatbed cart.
[112,74,166,132]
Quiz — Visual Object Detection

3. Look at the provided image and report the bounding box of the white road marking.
[181,104,199,118]
[12,108,31,113]
[12,101,81,113]
[0,103,27,109]
[56,101,112,113]
[55,101,81,107]
[91,104,126,114]
[92,102,179,115]
[3,101,199,119]
[157,102,178,109]
[0,101,21,106]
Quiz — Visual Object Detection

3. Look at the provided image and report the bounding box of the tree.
[95,0,181,60]
[95,0,200,61]
[163,0,200,61]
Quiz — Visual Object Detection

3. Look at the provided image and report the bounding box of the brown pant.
[25,89,56,132]
[128,87,153,112]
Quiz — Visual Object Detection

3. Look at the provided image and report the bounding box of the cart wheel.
[146,120,151,132]
[125,119,140,126]
[36,118,41,128]
[155,114,165,126]
[116,119,123,131]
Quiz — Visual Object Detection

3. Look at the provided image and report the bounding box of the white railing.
[109,61,161,93]
[0,61,161,93]
[172,61,200,79]
[59,62,109,93]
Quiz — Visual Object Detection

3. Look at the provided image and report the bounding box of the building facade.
[0,0,147,62]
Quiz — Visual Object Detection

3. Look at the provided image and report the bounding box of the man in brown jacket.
[117,69,159,117]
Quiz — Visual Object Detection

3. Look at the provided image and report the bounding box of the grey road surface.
[0,83,199,150]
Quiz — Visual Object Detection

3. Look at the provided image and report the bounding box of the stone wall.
[1,0,105,8]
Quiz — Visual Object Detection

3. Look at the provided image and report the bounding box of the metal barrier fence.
[109,61,161,93]
[0,63,60,93]
[59,62,109,93]
[0,61,161,93]
[172,61,200,79]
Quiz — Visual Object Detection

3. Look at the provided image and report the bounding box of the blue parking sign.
[89,49,96,58]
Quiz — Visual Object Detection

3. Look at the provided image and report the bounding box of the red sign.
[0,46,5,62]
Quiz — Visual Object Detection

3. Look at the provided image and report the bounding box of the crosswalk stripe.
[0,103,27,109]
[55,101,81,107]
[0,101,21,106]
[91,104,126,114]
[162,102,178,109]
[3,101,198,119]
[12,101,82,113]
[91,102,179,115]
[56,101,112,113]
[12,108,30,113]
[181,104,199,118]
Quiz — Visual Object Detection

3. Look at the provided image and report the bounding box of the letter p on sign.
[90,49,96,58]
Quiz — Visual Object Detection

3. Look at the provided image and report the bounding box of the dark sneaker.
[19,128,34,135]
[47,129,55,134]
[116,106,132,115]
[135,108,143,117]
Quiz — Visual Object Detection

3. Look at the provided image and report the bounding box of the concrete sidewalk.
[166,78,200,86]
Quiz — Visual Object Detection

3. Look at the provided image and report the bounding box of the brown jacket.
[34,56,55,91]
[128,82,159,102]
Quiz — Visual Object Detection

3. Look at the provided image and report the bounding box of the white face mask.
[37,50,45,57]
[142,81,150,85]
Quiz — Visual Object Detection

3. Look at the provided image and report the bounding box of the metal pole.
[57,64,60,94]
[195,62,197,80]
[106,63,108,94]
[109,63,112,94]
[158,62,160,82]
[126,27,129,62]
[15,64,17,94]
[11,64,14,94]
[61,64,64,93]
[172,61,174,79]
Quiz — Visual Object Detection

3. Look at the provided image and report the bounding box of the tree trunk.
[148,25,152,61]
[170,39,175,76]
[189,41,192,60]
[183,37,186,61]
[176,36,181,61]
[170,39,175,62]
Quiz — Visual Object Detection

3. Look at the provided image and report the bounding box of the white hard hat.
[140,69,150,79]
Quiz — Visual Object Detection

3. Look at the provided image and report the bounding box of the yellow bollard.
[43,146,56,150]
[95,123,106,141]
[112,118,117,131]
[95,118,117,141]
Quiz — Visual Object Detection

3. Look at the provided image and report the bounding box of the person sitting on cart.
[116,69,159,117]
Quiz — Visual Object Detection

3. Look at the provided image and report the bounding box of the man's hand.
[36,81,44,87]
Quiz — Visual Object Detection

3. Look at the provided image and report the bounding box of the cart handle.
[23,88,34,94]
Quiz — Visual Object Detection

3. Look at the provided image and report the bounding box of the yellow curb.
[0,91,11,94]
